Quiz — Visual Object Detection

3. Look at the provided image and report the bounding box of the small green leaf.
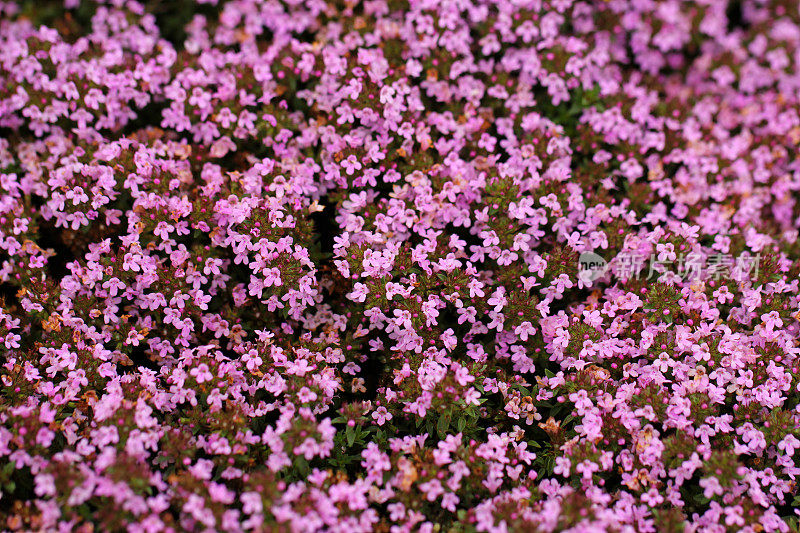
[295,457,310,477]
[437,413,450,438]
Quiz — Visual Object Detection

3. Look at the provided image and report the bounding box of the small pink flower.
[372,406,392,425]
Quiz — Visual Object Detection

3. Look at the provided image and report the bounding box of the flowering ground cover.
[2,0,800,530]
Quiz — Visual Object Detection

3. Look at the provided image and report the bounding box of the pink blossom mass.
[1,0,800,531]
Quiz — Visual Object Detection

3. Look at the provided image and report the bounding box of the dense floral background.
[1,0,800,530]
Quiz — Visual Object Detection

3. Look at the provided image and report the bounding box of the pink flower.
[514,321,537,341]
[342,155,362,175]
[372,406,392,425]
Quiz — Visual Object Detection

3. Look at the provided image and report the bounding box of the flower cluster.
[1,0,800,531]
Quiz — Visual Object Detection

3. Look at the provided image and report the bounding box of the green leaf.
[437,412,451,439]
[295,457,310,477]
[346,426,355,447]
